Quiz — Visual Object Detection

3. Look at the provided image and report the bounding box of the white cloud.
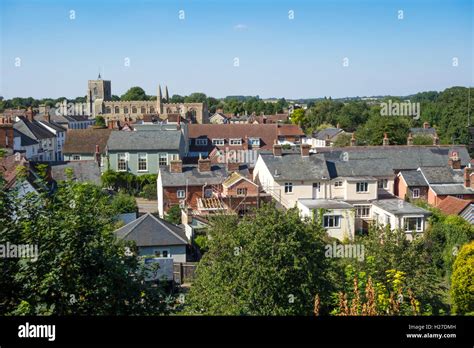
[233,24,248,31]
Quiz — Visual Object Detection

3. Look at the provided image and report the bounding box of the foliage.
[165,205,182,225]
[184,204,333,315]
[121,87,149,101]
[140,183,157,200]
[193,234,209,254]
[110,192,138,214]
[95,116,106,128]
[450,241,474,315]
[101,170,157,196]
[412,134,434,145]
[332,133,353,147]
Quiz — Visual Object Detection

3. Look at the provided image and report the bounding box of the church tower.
[165,86,169,102]
[157,85,163,114]
[87,75,111,117]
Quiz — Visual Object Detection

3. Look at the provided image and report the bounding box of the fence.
[173,262,198,284]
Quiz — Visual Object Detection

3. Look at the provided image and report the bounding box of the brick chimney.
[273,141,282,157]
[433,133,440,146]
[325,134,331,147]
[383,133,389,146]
[0,122,14,149]
[336,123,340,129]
[226,161,240,172]
[423,122,430,129]
[43,110,51,123]
[407,133,413,146]
[300,143,310,157]
[198,154,211,172]
[25,107,34,122]
[170,159,183,173]
[448,151,461,170]
[350,133,356,146]
[464,167,473,187]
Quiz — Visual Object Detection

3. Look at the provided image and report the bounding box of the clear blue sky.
[0,0,472,99]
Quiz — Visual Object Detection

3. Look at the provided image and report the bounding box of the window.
[355,205,370,217]
[162,250,169,258]
[117,153,128,171]
[385,214,391,226]
[455,194,464,199]
[229,138,242,146]
[132,106,137,113]
[334,181,343,187]
[204,189,213,198]
[141,107,146,114]
[159,153,168,166]
[237,188,247,196]
[212,139,225,146]
[404,217,422,232]
[323,215,340,228]
[356,182,369,193]
[138,153,148,171]
[284,182,293,193]
[196,138,208,146]
[378,179,388,189]
[124,107,129,114]
[72,154,81,161]
[114,106,120,114]
[177,190,185,199]
[249,137,260,147]
[150,107,155,113]
[412,188,420,198]
[105,106,111,114]
[154,249,170,258]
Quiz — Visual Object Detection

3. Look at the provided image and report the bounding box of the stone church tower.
[87,75,111,117]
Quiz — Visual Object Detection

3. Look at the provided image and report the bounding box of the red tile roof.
[436,196,471,216]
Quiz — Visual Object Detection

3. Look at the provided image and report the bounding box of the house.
[36,107,95,130]
[13,129,40,160]
[35,114,67,161]
[436,196,474,224]
[0,152,38,197]
[409,122,437,140]
[63,128,112,163]
[209,112,230,124]
[14,115,57,161]
[114,212,189,263]
[50,160,102,186]
[0,117,15,150]
[307,126,348,147]
[157,156,267,218]
[252,114,289,125]
[105,127,187,175]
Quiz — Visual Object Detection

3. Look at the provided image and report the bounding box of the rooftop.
[63,128,112,155]
[436,196,471,216]
[107,129,183,151]
[371,198,431,216]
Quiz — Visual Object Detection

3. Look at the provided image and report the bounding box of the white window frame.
[355,205,370,217]
[138,153,148,172]
[248,137,260,147]
[412,188,420,199]
[323,215,341,228]
[284,182,293,194]
[334,181,343,187]
[404,217,423,232]
[117,153,128,171]
[212,139,225,146]
[229,138,242,146]
[237,188,247,196]
[356,182,369,193]
[177,190,185,199]
[72,154,81,161]
[159,153,168,166]
[378,179,388,189]
[196,138,208,146]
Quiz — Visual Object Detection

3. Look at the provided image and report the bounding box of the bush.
[141,183,157,200]
[165,205,181,225]
[451,241,474,315]
[111,192,137,214]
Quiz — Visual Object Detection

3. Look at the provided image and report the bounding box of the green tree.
[165,205,182,225]
[184,93,207,103]
[450,241,474,315]
[332,133,353,147]
[121,87,148,101]
[185,204,333,315]
[412,135,434,145]
[111,192,137,214]
[95,116,106,128]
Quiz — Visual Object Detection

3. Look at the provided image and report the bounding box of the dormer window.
[356,182,369,193]
[196,138,208,146]
[212,139,225,146]
[230,138,242,146]
[249,137,260,147]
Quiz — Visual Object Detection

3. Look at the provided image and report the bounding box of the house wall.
[371,205,427,240]
[138,245,187,263]
[64,153,96,161]
[223,179,259,197]
[344,180,378,201]
[107,151,180,175]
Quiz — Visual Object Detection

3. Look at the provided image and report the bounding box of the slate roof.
[399,170,428,186]
[312,128,344,140]
[410,127,436,136]
[63,128,112,155]
[14,129,38,147]
[419,166,463,184]
[436,196,471,216]
[37,120,67,133]
[14,116,55,140]
[371,198,431,216]
[429,184,474,195]
[50,161,101,185]
[160,164,250,187]
[115,213,188,247]
[298,199,353,210]
[107,129,183,151]
[259,152,330,181]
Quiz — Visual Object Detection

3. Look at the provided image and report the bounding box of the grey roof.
[312,128,343,140]
[14,117,55,140]
[160,164,250,187]
[37,120,67,133]
[399,170,428,186]
[419,166,463,184]
[371,198,431,216]
[410,127,436,136]
[50,161,101,185]
[115,213,188,247]
[107,129,183,151]
[430,184,474,195]
[260,152,330,181]
[298,199,353,210]
[14,129,38,147]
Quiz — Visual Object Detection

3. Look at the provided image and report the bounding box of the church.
[87,76,209,124]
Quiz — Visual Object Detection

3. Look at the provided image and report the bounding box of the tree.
[413,135,434,145]
[184,93,207,103]
[290,109,306,127]
[332,133,352,147]
[169,95,185,103]
[121,87,148,101]
[110,192,137,214]
[185,204,333,315]
[450,241,474,315]
[165,205,181,225]
[95,116,106,128]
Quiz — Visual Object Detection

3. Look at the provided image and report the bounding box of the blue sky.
[0,0,472,99]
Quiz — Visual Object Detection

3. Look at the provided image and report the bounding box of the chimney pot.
[423,122,429,129]
[170,159,183,173]
[272,141,282,157]
[383,132,389,146]
[407,133,414,146]
[350,133,356,146]
[198,156,211,172]
[300,143,311,157]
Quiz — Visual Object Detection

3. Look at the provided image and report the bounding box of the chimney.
[433,133,440,146]
[170,159,183,173]
[0,123,14,149]
[176,115,181,130]
[382,132,389,146]
[464,167,473,188]
[300,143,311,157]
[26,107,34,122]
[423,122,430,129]
[325,134,331,147]
[198,154,211,172]
[226,161,240,172]
[43,110,51,123]
[273,141,282,157]
[336,123,340,129]
[350,133,356,146]
[448,151,461,170]
[407,133,413,146]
